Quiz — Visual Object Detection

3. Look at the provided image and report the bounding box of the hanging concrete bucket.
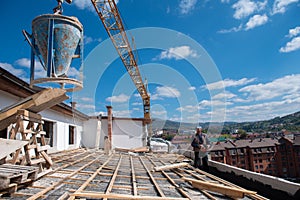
[23,14,83,92]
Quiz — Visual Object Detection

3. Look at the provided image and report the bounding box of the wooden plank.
[183,177,256,199]
[0,164,38,184]
[0,138,29,160]
[104,156,122,200]
[71,191,189,200]
[190,167,267,200]
[67,155,114,200]
[130,156,138,196]
[139,157,165,197]
[30,158,45,166]
[154,163,189,172]
[27,154,103,200]
[0,88,68,130]
[17,110,42,123]
[37,145,50,152]
[146,157,191,200]
[154,155,217,200]
[132,146,149,153]
[40,151,53,166]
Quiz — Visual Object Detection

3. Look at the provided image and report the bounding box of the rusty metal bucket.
[23,14,83,92]
[32,14,83,76]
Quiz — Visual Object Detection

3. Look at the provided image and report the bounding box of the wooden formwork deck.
[0,148,268,200]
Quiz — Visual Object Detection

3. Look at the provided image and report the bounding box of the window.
[43,121,54,146]
[260,165,263,169]
[69,125,75,145]
[0,128,7,139]
[255,166,259,170]
[271,147,275,151]
[259,159,262,163]
[268,164,271,168]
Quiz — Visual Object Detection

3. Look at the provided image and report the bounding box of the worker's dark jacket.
[191,133,206,152]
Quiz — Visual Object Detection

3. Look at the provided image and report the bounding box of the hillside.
[152,111,300,133]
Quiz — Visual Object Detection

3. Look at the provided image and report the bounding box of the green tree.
[238,129,247,139]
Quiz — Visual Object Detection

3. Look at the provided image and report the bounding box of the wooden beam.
[153,163,189,172]
[105,156,122,198]
[190,167,267,200]
[70,191,189,200]
[27,154,103,200]
[130,156,138,196]
[139,157,165,197]
[0,88,68,131]
[154,155,217,200]
[146,157,191,200]
[182,177,256,199]
[67,154,114,200]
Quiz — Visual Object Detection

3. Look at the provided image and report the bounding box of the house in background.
[0,67,147,151]
[210,136,300,180]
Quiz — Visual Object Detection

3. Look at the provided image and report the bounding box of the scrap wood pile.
[0,88,69,194]
[0,148,268,200]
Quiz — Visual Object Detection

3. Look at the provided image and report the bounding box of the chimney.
[106,105,113,150]
[70,101,77,109]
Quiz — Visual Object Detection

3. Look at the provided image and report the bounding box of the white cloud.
[155,86,181,98]
[212,91,237,100]
[81,97,93,102]
[245,14,268,30]
[188,86,196,91]
[157,46,198,60]
[176,105,199,112]
[166,6,170,14]
[218,24,243,33]
[132,102,142,106]
[67,67,81,78]
[0,62,25,77]
[15,58,46,78]
[287,26,300,38]
[179,0,197,14]
[239,74,300,100]
[106,93,130,103]
[279,36,300,53]
[272,0,299,14]
[73,0,94,10]
[15,58,31,68]
[205,78,256,90]
[232,0,267,19]
[113,109,132,117]
[73,0,119,11]
[226,97,300,122]
[84,35,102,44]
[76,104,95,110]
[199,99,232,108]
[152,110,167,116]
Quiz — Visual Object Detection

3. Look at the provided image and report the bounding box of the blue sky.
[1,0,300,123]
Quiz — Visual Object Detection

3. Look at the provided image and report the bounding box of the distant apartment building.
[210,136,300,179]
[275,135,300,178]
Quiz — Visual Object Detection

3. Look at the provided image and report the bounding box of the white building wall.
[99,118,146,149]
[0,90,85,151]
[40,109,84,151]
[82,118,101,148]
[0,90,20,108]
[99,119,108,149]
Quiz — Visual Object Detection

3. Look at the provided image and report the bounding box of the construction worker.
[191,126,210,171]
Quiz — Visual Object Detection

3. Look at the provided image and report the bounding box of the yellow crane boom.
[91,0,152,133]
